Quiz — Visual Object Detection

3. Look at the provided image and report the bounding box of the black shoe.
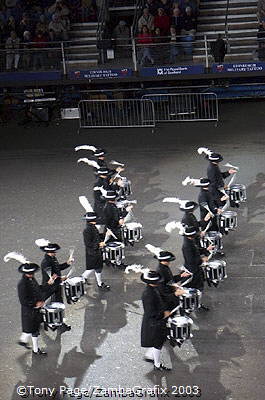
[60,323,71,332]
[98,282,110,291]
[18,341,31,349]
[143,357,154,363]
[216,251,225,257]
[200,304,210,311]
[32,348,47,356]
[84,279,91,285]
[154,364,171,371]
[117,263,127,271]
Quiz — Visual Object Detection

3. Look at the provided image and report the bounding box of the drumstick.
[201,220,211,234]
[103,228,118,243]
[202,203,215,218]
[69,247,75,262]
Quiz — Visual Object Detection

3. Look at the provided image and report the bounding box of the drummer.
[141,270,185,370]
[198,148,237,207]
[181,226,210,311]
[36,239,74,332]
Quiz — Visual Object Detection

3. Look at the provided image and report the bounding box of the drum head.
[125,222,142,229]
[222,211,237,217]
[107,242,122,248]
[67,277,84,284]
[49,302,65,310]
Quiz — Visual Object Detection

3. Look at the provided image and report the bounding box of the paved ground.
[1,101,265,400]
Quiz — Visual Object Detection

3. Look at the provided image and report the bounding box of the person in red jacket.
[154,8,170,36]
[137,25,154,66]
[33,30,48,70]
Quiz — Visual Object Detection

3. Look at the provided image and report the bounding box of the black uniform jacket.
[198,188,217,221]
[207,162,230,202]
[41,254,69,303]
[41,254,69,284]
[141,285,167,349]
[83,223,103,271]
[182,237,204,290]
[156,262,181,309]
[18,275,54,333]
[93,176,110,223]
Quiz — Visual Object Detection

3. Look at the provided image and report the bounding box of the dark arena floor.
[1,100,265,400]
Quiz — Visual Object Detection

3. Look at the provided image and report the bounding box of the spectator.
[5,0,17,19]
[5,29,20,70]
[138,8,154,32]
[48,13,67,41]
[35,14,49,38]
[157,0,172,15]
[174,0,197,16]
[210,33,227,63]
[169,25,179,63]
[257,21,265,60]
[137,25,154,66]
[154,7,170,36]
[257,0,265,23]
[144,0,158,16]
[180,6,196,56]
[171,7,184,35]
[33,30,48,69]
[4,15,17,37]
[22,30,32,69]
[153,26,165,63]
[18,13,34,38]
[48,0,69,18]
[113,20,130,57]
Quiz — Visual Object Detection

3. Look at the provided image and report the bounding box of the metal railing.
[142,93,219,123]
[78,99,155,128]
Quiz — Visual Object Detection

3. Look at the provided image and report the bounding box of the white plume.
[110,160,125,167]
[75,145,97,152]
[197,147,213,156]
[182,176,201,186]
[35,238,50,247]
[162,197,189,207]
[4,251,29,264]
[223,162,239,171]
[77,158,100,169]
[125,264,149,274]
[145,244,163,257]
[79,196,94,212]
[165,221,180,233]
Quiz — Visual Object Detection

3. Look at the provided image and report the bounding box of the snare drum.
[205,260,227,283]
[167,315,193,344]
[103,241,125,265]
[179,288,201,312]
[229,184,247,204]
[123,222,143,243]
[41,302,65,328]
[200,231,223,252]
[219,211,237,231]
[64,277,85,304]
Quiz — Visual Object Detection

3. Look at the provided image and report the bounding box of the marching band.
[3,144,246,374]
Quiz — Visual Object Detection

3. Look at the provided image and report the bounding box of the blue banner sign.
[70,68,133,80]
[0,71,61,82]
[140,65,205,77]
[213,62,265,73]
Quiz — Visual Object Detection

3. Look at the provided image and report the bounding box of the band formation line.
[4,145,246,371]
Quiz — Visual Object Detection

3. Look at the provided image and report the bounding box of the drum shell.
[206,260,227,282]
[200,231,223,252]
[42,303,65,326]
[64,278,85,302]
[228,184,247,203]
[219,211,237,230]
[167,316,193,341]
[179,289,201,312]
[103,241,125,264]
[123,223,143,243]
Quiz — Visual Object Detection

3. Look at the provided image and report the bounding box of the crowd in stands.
[136,0,198,65]
[0,0,97,71]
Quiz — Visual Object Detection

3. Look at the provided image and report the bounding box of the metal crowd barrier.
[78,99,155,128]
[142,93,219,123]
